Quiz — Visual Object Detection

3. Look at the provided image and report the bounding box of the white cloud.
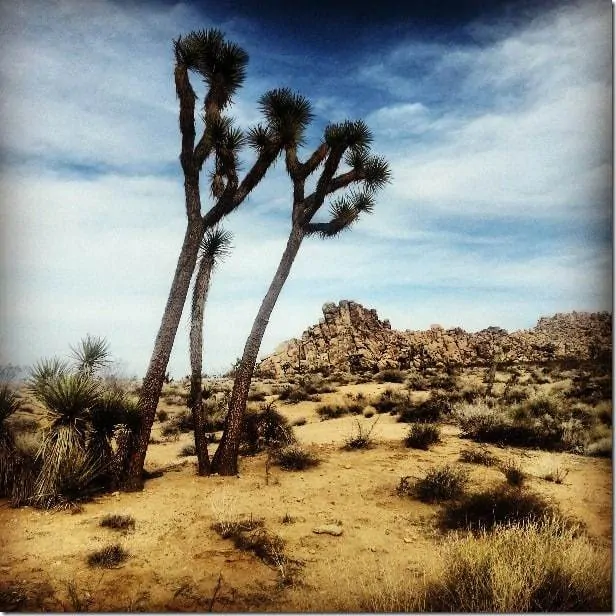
[0,0,611,377]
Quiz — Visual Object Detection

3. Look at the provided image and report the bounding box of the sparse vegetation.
[376,369,405,383]
[240,402,295,454]
[343,418,379,450]
[404,423,441,449]
[273,445,320,470]
[500,458,525,486]
[459,446,497,466]
[438,486,566,532]
[420,520,610,612]
[179,444,197,457]
[399,464,469,502]
[100,514,136,531]
[86,544,129,568]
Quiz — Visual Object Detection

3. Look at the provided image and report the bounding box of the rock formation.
[257,300,612,377]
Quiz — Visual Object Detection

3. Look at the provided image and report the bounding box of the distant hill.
[257,300,612,377]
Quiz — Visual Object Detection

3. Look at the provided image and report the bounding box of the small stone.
[370,547,377,552]
[403,537,413,543]
[313,524,343,536]
[344,464,352,469]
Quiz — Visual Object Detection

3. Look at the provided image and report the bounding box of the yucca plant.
[70,335,111,376]
[0,384,21,496]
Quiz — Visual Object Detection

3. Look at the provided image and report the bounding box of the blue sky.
[0,0,612,378]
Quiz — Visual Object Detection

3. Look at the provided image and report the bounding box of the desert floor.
[0,377,612,612]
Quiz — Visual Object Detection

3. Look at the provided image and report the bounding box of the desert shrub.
[566,372,612,404]
[376,369,405,383]
[399,465,469,503]
[168,409,193,433]
[87,544,129,568]
[543,466,569,484]
[316,402,362,420]
[6,416,39,433]
[241,402,295,454]
[178,444,197,457]
[278,376,335,403]
[0,385,21,497]
[397,391,453,423]
[594,401,612,427]
[428,372,458,391]
[404,423,441,450]
[373,389,409,414]
[291,417,307,426]
[212,516,264,539]
[455,400,573,451]
[100,514,135,531]
[161,424,180,439]
[212,517,286,567]
[343,418,379,450]
[421,520,610,612]
[438,486,563,532]
[500,459,525,486]
[202,398,227,432]
[502,385,529,404]
[247,389,267,402]
[155,409,168,422]
[274,445,320,470]
[405,372,431,391]
[459,446,497,466]
[585,437,611,458]
[458,383,486,403]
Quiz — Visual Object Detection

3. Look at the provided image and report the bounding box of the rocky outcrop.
[257,301,612,377]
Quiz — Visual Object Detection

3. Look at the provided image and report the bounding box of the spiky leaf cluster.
[246,124,277,152]
[0,384,22,426]
[174,29,249,110]
[324,120,373,150]
[199,226,234,264]
[71,335,110,376]
[259,88,313,147]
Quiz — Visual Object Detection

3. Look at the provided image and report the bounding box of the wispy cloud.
[0,0,611,377]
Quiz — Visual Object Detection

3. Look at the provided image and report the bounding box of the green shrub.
[274,445,320,470]
[404,424,441,450]
[421,520,610,612]
[156,409,168,422]
[438,487,564,533]
[399,465,469,503]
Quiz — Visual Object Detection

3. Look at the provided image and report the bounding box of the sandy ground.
[0,380,612,612]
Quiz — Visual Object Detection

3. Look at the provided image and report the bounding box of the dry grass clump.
[420,519,611,612]
[397,391,453,423]
[178,443,197,457]
[404,423,441,450]
[277,376,335,403]
[100,513,135,531]
[372,388,409,414]
[500,458,525,486]
[86,544,129,568]
[459,446,497,466]
[543,465,569,484]
[343,418,379,450]
[316,400,363,420]
[438,486,566,533]
[291,417,307,426]
[398,464,469,503]
[375,369,406,383]
[273,445,320,470]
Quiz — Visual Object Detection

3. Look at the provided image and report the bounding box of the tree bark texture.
[211,226,305,475]
[122,215,203,490]
[189,256,214,475]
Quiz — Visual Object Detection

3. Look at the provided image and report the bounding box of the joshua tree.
[122,30,288,490]
[189,226,233,475]
[211,89,391,475]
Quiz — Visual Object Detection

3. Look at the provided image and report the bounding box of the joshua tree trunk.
[123,215,203,491]
[211,226,305,475]
[189,256,215,475]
